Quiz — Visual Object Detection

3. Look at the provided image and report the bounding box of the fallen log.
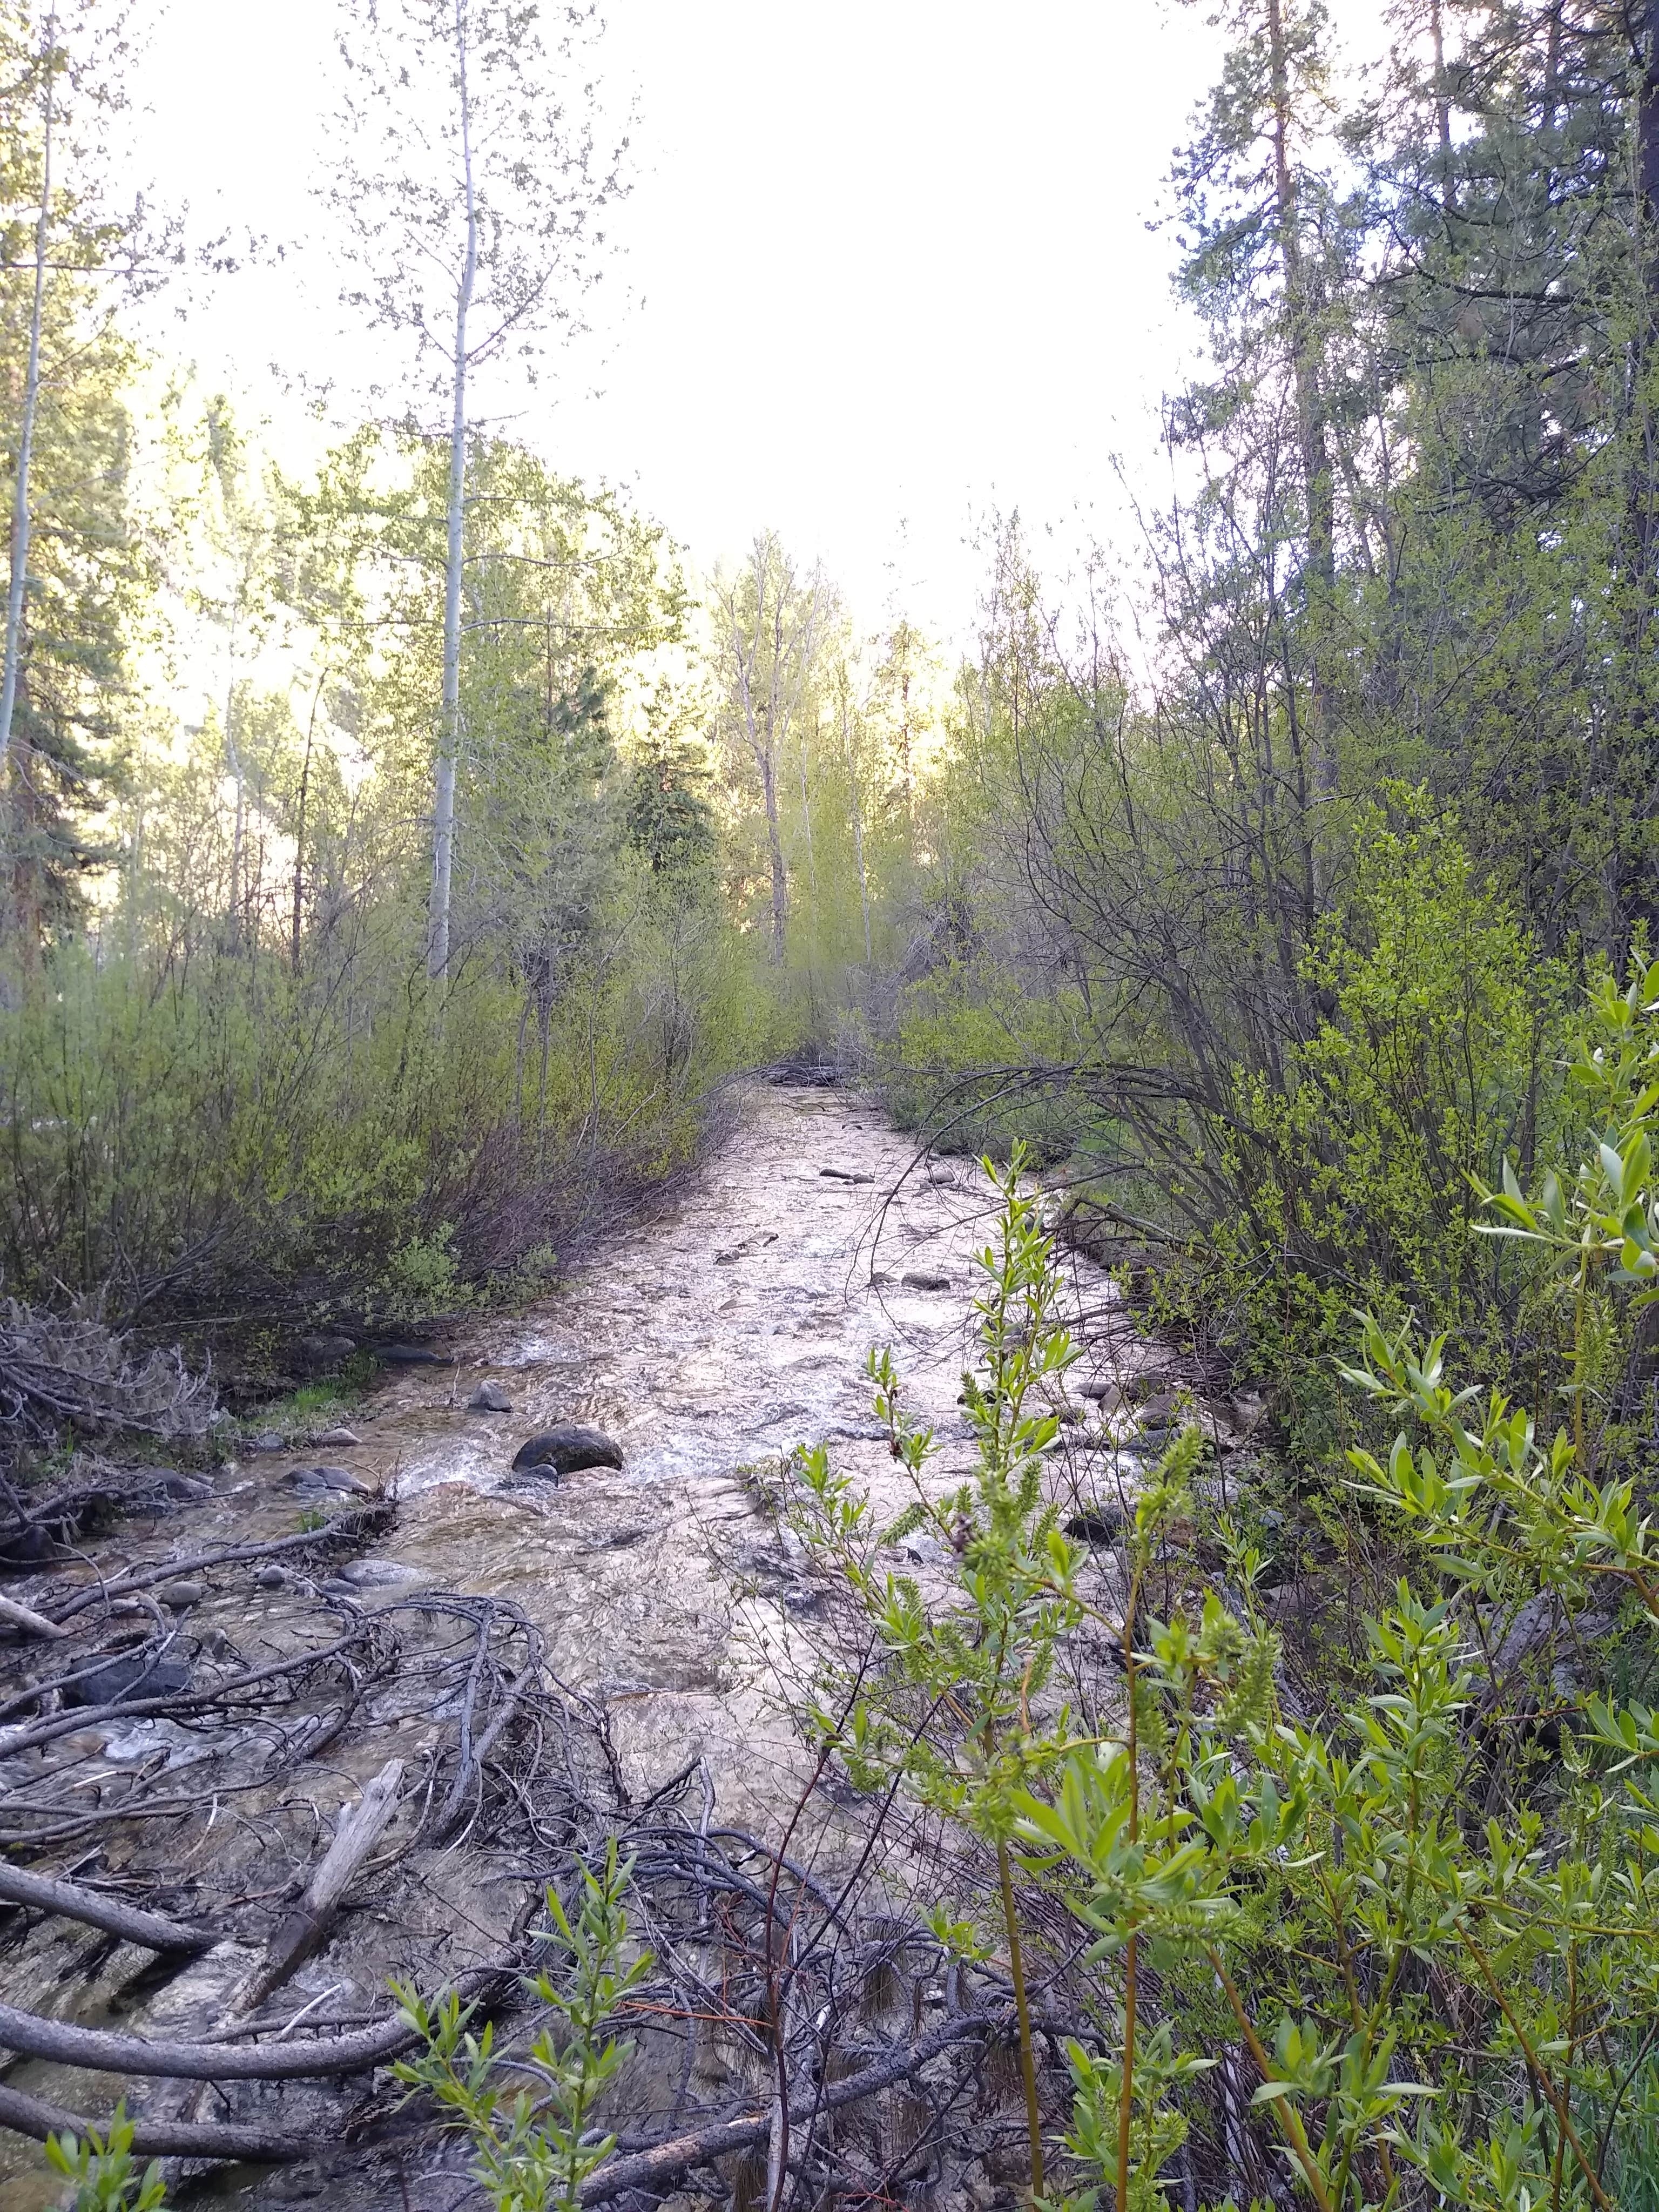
[240,1756,404,2008]
[577,2009,999,2204]
[0,1593,65,1640]
[0,1995,429,2080]
[0,1863,213,1953]
[0,2080,308,2162]
[44,1506,392,1627]
[0,1957,504,2082]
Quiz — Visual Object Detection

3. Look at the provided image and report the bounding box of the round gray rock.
[286,1465,372,1497]
[511,1425,624,1478]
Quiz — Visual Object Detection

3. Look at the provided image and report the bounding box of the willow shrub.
[791,962,1659,2208]
[0,895,766,1332]
[1149,801,1573,1457]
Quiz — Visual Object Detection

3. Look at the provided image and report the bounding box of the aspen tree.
[329,0,624,981]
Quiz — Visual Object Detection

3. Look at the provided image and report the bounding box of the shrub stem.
[997,1837,1044,2200]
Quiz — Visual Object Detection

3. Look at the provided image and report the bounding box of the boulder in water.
[64,1649,193,1707]
[468,1381,512,1413]
[286,1464,372,1498]
[511,1425,624,1479]
[137,1468,214,1501]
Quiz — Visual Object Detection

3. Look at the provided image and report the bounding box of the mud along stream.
[0,1085,1172,2212]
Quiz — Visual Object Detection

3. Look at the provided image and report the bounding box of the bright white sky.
[123,0,1374,644]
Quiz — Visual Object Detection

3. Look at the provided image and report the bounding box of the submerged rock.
[140,1468,214,1501]
[377,1344,454,1367]
[900,1269,950,1292]
[286,1464,372,1497]
[1065,1506,1124,1546]
[339,1557,422,1588]
[716,1232,778,1264]
[511,1425,624,1478]
[64,1649,193,1707]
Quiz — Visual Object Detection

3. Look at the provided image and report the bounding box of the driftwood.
[240,1756,405,2009]
[0,1622,381,1758]
[577,2009,1001,2204]
[0,1524,1049,2200]
[0,1299,215,1440]
[0,1591,65,1639]
[0,1988,457,2080]
[43,1505,393,1628]
[0,1863,212,1953]
[0,2079,308,2161]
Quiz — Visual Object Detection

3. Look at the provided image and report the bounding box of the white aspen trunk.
[796,720,816,896]
[224,602,243,943]
[0,14,56,792]
[839,689,872,965]
[760,558,790,965]
[293,672,323,972]
[429,0,477,982]
[729,562,788,965]
[759,742,787,962]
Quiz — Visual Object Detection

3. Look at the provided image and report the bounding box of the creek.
[0,1083,1145,2210]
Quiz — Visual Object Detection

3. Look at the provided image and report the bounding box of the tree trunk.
[1265,0,1336,802]
[225,615,244,948]
[293,674,321,973]
[429,0,477,983]
[1428,0,1455,209]
[1611,0,1659,954]
[0,14,53,798]
[760,745,787,963]
[839,689,873,963]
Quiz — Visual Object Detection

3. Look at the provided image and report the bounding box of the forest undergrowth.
[13,0,1659,2202]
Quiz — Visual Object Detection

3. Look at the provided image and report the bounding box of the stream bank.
[1,1083,1236,2211]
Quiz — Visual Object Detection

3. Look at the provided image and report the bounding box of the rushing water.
[0,1083,1139,2210]
[351,1082,1121,1827]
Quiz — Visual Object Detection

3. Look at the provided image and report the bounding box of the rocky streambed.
[0,1084,1259,2211]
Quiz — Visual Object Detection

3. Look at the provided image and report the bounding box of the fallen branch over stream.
[0,1441,1101,2202]
[0,1966,508,2080]
[0,2080,310,2162]
[0,1862,211,1952]
[576,2008,1003,2203]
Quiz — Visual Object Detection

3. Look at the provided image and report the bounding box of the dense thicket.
[15,4,1659,2209]
[860,0,1659,1451]
[3,0,1657,1408]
